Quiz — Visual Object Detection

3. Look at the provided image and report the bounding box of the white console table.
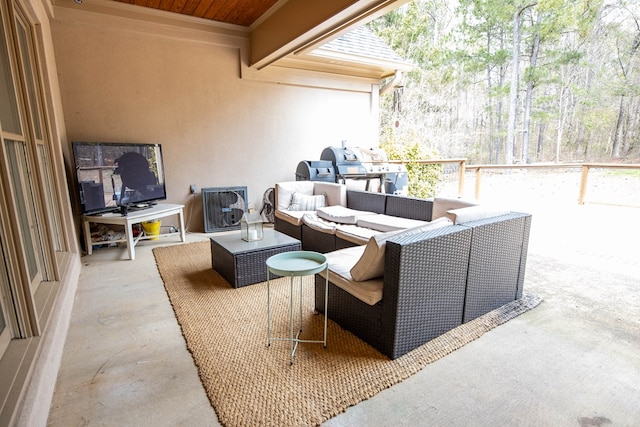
[83,203,186,260]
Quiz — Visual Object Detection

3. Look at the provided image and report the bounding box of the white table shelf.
[82,203,186,260]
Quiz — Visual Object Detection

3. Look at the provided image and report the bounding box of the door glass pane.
[0,316,8,359]
[15,15,41,140]
[38,144,62,251]
[0,253,8,358]
[0,17,22,135]
[5,139,40,282]
[0,262,9,358]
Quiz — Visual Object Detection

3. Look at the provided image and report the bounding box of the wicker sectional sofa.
[274,181,532,359]
[274,181,440,253]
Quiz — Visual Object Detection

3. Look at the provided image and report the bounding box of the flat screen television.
[72,141,167,215]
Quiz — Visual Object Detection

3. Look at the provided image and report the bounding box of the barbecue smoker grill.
[318,146,408,195]
[295,160,336,182]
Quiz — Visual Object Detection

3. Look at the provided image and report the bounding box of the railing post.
[458,160,466,198]
[578,164,589,205]
[475,167,482,200]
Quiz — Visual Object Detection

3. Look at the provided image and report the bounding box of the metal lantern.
[241,212,263,241]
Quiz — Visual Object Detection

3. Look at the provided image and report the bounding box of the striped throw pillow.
[289,192,326,211]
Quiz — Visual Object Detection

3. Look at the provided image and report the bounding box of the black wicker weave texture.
[274,216,302,240]
[384,194,433,221]
[314,274,385,352]
[301,224,336,253]
[462,213,531,323]
[516,215,532,299]
[315,225,473,360]
[382,226,472,358]
[210,238,301,288]
[346,190,387,213]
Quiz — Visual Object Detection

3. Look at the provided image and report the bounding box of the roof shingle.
[322,26,405,63]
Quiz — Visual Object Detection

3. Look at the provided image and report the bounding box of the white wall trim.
[15,256,81,427]
[52,1,247,50]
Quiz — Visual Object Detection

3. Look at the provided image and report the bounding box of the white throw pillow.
[350,217,453,281]
[288,192,326,211]
[275,181,314,210]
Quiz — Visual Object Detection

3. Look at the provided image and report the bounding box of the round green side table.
[266,251,329,365]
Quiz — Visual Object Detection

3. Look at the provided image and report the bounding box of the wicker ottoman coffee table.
[210,228,301,288]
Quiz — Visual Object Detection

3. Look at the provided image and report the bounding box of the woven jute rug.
[153,241,542,427]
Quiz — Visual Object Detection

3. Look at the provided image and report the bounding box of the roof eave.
[307,47,414,73]
[275,50,412,80]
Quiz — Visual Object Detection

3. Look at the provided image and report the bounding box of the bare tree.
[522,11,541,163]
[506,3,536,164]
[612,27,640,157]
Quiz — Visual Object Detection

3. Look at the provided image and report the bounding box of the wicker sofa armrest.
[314,210,532,360]
[380,225,472,359]
[459,212,532,322]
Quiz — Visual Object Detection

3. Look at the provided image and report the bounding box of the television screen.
[72,141,167,215]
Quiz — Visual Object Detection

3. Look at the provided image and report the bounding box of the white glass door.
[4,138,44,293]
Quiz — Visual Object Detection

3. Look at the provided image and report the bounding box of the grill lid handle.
[343,149,358,161]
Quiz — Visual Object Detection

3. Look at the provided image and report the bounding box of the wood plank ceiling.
[111,0,280,27]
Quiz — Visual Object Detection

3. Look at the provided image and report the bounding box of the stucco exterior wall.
[51,6,380,232]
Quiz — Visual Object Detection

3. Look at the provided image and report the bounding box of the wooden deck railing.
[389,159,640,205]
[576,163,640,204]
[389,158,468,197]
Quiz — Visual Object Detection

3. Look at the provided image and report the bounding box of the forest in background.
[369,0,640,164]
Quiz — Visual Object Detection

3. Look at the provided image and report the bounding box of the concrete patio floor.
[48,174,640,426]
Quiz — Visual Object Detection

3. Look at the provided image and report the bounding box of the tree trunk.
[495,27,506,164]
[487,31,495,163]
[612,96,626,158]
[625,97,640,155]
[575,121,585,159]
[505,9,521,164]
[495,61,505,164]
[576,60,595,160]
[492,28,507,164]
[556,88,567,163]
[522,22,540,164]
[612,30,640,158]
[536,122,545,160]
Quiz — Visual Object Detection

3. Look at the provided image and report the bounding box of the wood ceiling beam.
[249,0,409,70]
